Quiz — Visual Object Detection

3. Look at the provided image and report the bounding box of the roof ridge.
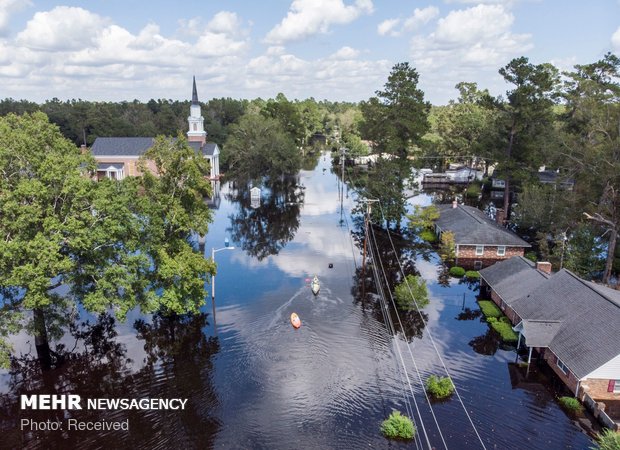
[456,204,485,224]
[560,269,620,309]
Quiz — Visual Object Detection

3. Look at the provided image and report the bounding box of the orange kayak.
[290,312,301,329]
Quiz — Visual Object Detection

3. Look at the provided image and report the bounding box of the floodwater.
[0,153,593,449]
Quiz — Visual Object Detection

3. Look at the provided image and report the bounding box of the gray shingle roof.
[517,320,563,348]
[435,204,531,247]
[91,137,155,156]
[479,256,549,304]
[511,269,620,379]
[92,137,218,157]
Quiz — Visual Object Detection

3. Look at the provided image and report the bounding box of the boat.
[310,275,320,295]
[290,312,301,329]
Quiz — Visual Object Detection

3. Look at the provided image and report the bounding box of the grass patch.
[425,375,455,399]
[449,266,465,277]
[478,300,502,318]
[487,317,518,342]
[592,428,620,450]
[465,270,480,279]
[380,411,415,440]
[419,229,437,243]
[558,396,582,413]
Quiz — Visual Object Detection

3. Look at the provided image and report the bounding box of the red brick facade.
[456,244,525,269]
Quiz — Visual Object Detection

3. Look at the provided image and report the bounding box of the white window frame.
[497,246,506,256]
[614,380,620,393]
[475,245,484,256]
[557,358,569,375]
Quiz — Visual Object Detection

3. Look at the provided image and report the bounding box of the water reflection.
[0,311,221,449]
[226,177,304,260]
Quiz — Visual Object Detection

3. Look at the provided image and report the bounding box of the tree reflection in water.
[226,176,305,260]
[351,223,428,342]
[0,310,221,449]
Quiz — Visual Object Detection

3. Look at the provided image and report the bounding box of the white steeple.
[187,76,206,144]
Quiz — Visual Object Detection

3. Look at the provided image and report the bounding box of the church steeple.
[191,76,199,105]
[187,76,206,144]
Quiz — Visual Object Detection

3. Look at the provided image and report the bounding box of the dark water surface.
[0,154,593,449]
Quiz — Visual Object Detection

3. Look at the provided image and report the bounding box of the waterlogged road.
[0,153,593,449]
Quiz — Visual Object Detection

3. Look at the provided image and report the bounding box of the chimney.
[536,261,552,275]
[495,208,506,225]
[452,200,458,209]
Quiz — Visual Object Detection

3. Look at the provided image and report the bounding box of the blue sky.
[1,0,619,105]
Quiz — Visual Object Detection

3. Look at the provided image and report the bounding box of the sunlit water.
[0,153,593,449]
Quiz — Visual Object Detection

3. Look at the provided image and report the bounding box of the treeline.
[0,95,359,149]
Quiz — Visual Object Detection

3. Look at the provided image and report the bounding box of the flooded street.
[1,153,593,449]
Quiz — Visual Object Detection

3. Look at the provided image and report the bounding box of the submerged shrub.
[449,266,465,277]
[591,428,620,450]
[558,396,582,413]
[488,319,518,342]
[478,300,502,318]
[380,410,415,440]
[419,229,437,243]
[426,375,455,399]
[465,270,480,279]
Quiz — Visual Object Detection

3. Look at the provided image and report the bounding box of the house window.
[497,246,506,256]
[475,245,484,256]
[612,380,620,393]
[193,123,197,131]
[556,358,569,375]
[474,261,483,270]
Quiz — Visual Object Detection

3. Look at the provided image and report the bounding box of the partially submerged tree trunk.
[33,308,52,370]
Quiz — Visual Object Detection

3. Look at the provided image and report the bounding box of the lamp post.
[211,244,235,308]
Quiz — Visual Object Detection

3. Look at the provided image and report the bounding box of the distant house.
[90,77,220,180]
[480,257,620,424]
[434,203,531,269]
[421,166,483,186]
[537,170,575,190]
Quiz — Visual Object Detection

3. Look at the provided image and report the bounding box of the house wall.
[581,378,620,401]
[489,290,521,324]
[541,349,580,395]
[94,157,157,178]
[455,245,524,269]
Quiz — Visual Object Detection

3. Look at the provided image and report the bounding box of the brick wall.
[581,378,620,401]
[489,290,521,324]
[542,349,579,395]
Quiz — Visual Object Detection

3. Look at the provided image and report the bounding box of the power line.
[376,201,488,450]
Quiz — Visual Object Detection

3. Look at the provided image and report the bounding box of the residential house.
[480,256,620,426]
[537,169,575,190]
[434,203,531,269]
[90,77,220,180]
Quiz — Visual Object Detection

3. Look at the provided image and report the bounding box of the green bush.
[465,184,481,198]
[591,428,620,450]
[487,317,518,342]
[380,410,415,440]
[465,270,480,279]
[425,375,455,399]
[394,274,429,311]
[419,229,437,243]
[478,300,502,318]
[558,396,582,413]
[525,252,537,262]
[449,266,466,277]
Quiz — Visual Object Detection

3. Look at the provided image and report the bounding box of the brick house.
[434,203,531,269]
[480,256,620,423]
[90,77,220,181]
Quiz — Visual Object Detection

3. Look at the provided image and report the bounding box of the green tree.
[439,231,456,262]
[222,112,300,182]
[394,274,429,311]
[360,62,430,158]
[496,57,560,221]
[407,205,439,231]
[261,93,305,146]
[559,53,620,283]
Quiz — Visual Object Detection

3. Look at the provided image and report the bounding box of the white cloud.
[411,5,532,71]
[0,0,31,36]
[403,6,440,32]
[612,26,620,52]
[208,11,242,34]
[377,18,400,36]
[16,6,110,51]
[264,0,374,44]
[329,46,360,59]
[378,6,439,37]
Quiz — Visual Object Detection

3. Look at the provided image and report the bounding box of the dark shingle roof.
[435,204,531,247]
[91,137,155,156]
[479,256,549,304]
[517,320,563,347]
[92,137,218,157]
[511,269,620,378]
